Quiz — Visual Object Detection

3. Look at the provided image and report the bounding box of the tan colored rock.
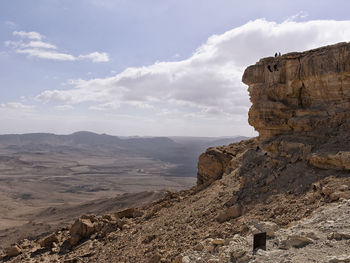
[211,238,225,246]
[329,191,350,201]
[230,249,246,259]
[80,214,98,222]
[304,231,319,240]
[259,221,279,238]
[308,151,350,170]
[242,42,350,141]
[6,245,21,257]
[69,218,96,246]
[102,214,115,221]
[279,235,313,249]
[197,148,232,185]
[217,204,242,223]
[327,255,350,263]
[197,139,256,185]
[70,218,95,237]
[69,234,81,246]
[38,233,59,248]
[51,242,59,253]
[322,186,334,196]
[115,207,143,219]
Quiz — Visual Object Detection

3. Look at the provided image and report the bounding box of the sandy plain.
[0,143,195,248]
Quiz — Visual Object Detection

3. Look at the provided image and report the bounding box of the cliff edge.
[243,42,350,142]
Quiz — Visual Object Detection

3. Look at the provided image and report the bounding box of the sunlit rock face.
[243,42,350,141]
[198,42,350,187]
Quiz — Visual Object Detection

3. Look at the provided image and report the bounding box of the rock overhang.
[242,41,350,141]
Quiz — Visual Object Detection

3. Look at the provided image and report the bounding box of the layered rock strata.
[242,42,350,141]
[242,42,350,171]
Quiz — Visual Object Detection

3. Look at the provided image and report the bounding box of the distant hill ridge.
[0,131,248,178]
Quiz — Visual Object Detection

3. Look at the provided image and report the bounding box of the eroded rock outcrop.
[243,42,350,141]
[243,42,350,171]
[197,138,256,185]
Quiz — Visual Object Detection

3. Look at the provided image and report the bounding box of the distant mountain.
[0,132,249,177]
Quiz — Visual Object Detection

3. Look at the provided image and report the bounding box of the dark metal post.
[252,222,266,251]
[253,231,266,250]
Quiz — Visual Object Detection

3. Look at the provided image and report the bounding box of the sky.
[1,0,350,137]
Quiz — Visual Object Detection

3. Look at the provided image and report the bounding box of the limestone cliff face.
[242,42,350,141]
[198,42,350,186]
[240,42,350,172]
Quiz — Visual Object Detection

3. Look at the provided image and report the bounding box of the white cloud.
[25,41,57,49]
[55,105,74,111]
[79,52,109,62]
[13,31,43,40]
[4,40,22,48]
[16,49,76,61]
[285,11,308,22]
[33,19,350,135]
[0,102,35,119]
[37,20,350,116]
[6,31,109,63]
[89,101,120,111]
[5,40,56,49]
[0,102,34,110]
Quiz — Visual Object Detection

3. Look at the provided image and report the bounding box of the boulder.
[6,245,21,257]
[69,234,80,246]
[38,233,59,248]
[70,218,95,237]
[197,148,231,185]
[197,139,256,185]
[69,218,96,246]
[217,204,242,223]
[211,238,225,246]
[279,235,313,249]
[259,221,279,238]
[115,208,143,219]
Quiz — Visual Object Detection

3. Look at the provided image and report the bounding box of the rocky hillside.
[1,42,350,263]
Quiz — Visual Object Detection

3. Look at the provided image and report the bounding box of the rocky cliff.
[196,43,350,188]
[243,42,350,141]
[242,42,350,173]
